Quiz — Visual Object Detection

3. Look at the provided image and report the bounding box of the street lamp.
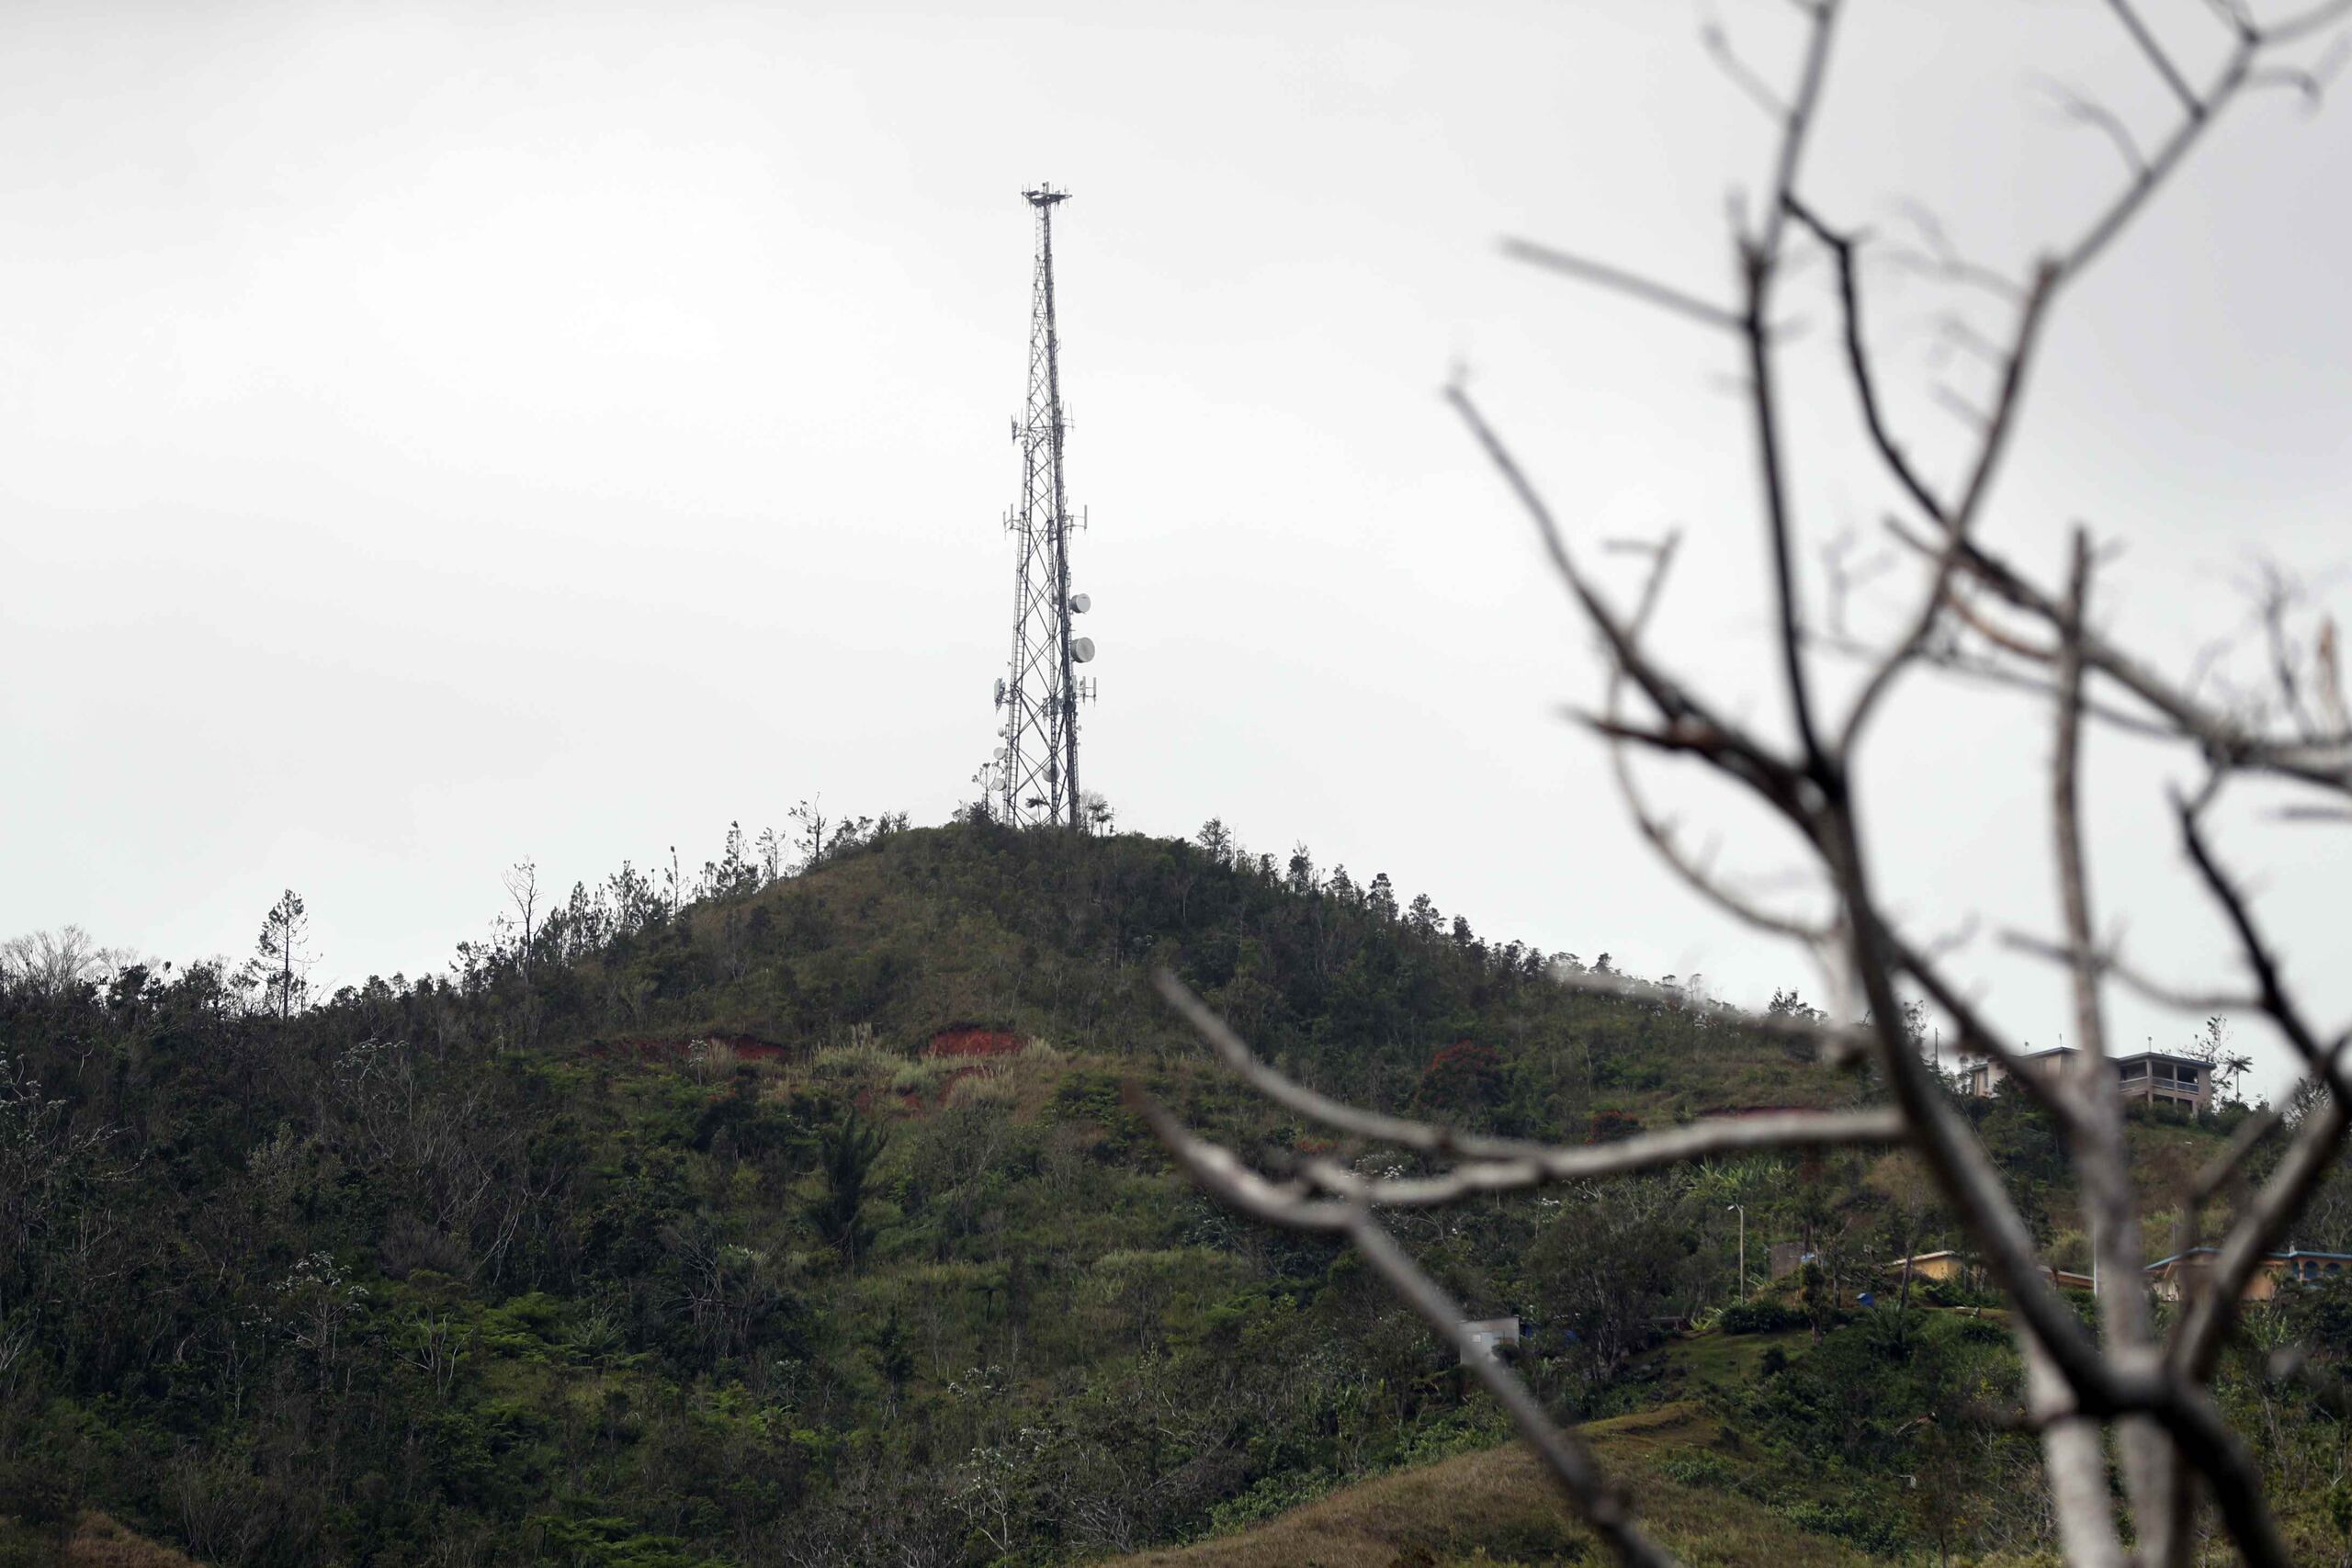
[1726,1203,1747,1302]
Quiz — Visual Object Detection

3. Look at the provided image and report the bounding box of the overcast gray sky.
[3,1,2345,1097]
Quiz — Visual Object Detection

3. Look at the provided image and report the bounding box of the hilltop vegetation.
[0,818,2343,1565]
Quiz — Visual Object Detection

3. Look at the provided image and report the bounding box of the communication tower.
[981,186,1096,828]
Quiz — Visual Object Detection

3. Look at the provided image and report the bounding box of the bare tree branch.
[1902,526,2352,791]
[1128,1087,1683,1568]
[2060,43,2252,282]
[1152,972,1896,1190]
[1163,5,2352,1558]
[2039,77,2152,179]
[1814,627,2177,740]
[1446,382,1815,817]
[1754,0,1841,263]
[2255,27,2352,98]
[1727,0,1847,773]
[1888,942,2080,1127]
[2000,928,2262,1018]
[1500,239,1744,333]
[2047,529,2169,1553]
[2156,764,2349,1413]
[2175,1050,2351,1381]
[2191,1100,2290,1209]
[1700,13,1791,121]
[1125,1087,1355,1233]
[2052,530,2107,1073]
[1835,265,2056,751]
[1599,530,1837,942]
[2260,0,2352,48]
[1823,840,2111,1388]
[2104,0,2202,113]
[1156,970,1559,1163]
[1781,196,1944,524]
[2022,1335,2130,1568]
[1884,199,2028,299]
[2174,788,2328,1066]
[1295,1108,1908,1209]
[1346,1214,1681,1568]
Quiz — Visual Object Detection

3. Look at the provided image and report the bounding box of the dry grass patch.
[1108,1405,1877,1568]
[65,1513,203,1567]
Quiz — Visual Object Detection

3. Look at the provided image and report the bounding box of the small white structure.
[1460,1316,1523,1366]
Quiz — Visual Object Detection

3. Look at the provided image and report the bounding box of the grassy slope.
[0,1513,203,1567]
[641,825,1873,1127]
[1108,1414,1871,1568]
[1111,1305,2342,1568]
[1113,1332,1874,1568]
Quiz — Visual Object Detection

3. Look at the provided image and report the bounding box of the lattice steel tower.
[985,186,1095,828]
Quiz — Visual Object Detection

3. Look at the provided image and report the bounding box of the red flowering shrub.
[1589,1108,1645,1143]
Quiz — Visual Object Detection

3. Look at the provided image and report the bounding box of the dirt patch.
[927,1027,1023,1059]
[699,1033,794,1061]
[594,1032,797,1064]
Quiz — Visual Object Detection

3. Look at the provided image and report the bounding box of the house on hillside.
[1962,1045,2211,1112]
[2145,1247,2352,1303]
[1887,1250,1967,1283]
[1883,1253,2094,1292]
[1459,1316,1522,1365]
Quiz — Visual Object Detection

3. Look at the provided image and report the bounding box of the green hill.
[0,818,2318,1566]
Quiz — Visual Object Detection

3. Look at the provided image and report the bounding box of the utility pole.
[982,186,1096,828]
[1727,1203,1747,1302]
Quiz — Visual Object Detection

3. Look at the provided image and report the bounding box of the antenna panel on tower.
[987,186,1096,829]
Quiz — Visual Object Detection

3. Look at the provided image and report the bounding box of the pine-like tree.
[243,889,313,1021]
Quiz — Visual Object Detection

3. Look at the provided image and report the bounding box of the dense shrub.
[1720,1301,1805,1336]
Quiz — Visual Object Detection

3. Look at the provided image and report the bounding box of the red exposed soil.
[927,1027,1024,1059]
[706,1033,794,1061]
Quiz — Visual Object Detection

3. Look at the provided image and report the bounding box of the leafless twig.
[1130,1087,1682,1568]
[1150,6,2352,1559]
[1499,239,1744,334]
[2103,0,2200,112]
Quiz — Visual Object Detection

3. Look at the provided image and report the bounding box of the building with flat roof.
[1962,1046,2211,1112]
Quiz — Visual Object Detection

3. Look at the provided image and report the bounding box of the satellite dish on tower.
[1070,637,1096,664]
[1069,593,1091,613]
